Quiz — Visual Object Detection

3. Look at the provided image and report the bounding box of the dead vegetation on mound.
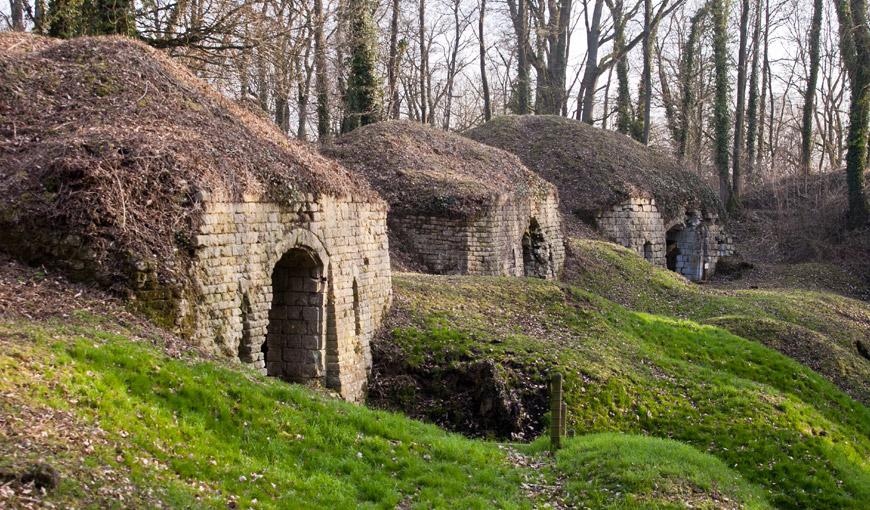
[322,120,554,218]
[466,115,723,230]
[0,33,375,291]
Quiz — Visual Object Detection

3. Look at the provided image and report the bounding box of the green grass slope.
[548,433,771,509]
[378,273,870,509]
[0,314,768,509]
[564,239,870,403]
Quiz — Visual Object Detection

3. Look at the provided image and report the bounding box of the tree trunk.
[342,0,383,133]
[579,0,605,123]
[10,0,24,31]
[314,0,331,139]
[640,0,653,144]
[444,0,462,130]
[418,0,429,123]
[479,0,492,121]
[712,0,732,206]
[835,0,870,226]
[729,0,750,210]
[758,0,770,168]
[512,0,532,114]
[678,4,707,160]
[745,0,763,178]
[800,0,824,176]
[611,0,633,134]
[388,0,402,119]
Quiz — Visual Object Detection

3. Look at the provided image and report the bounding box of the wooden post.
[560,400,567,438]
[550,372,563,452]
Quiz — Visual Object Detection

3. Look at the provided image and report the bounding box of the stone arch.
[263,228,333,385]
[522,218,551,278]
[665,212,705,281]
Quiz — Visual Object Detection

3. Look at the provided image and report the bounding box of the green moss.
[0,321,529,509]
[550,433,772,509]
[385,273,870,509]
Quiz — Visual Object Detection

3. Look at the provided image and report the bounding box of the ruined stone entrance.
[265,247,326,383]
[522,218,552,278]
[666,216,705,281]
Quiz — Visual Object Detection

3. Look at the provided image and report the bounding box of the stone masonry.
[665,210,734,282]
[392,191,565,278]
[180,192,392,402]
[595,196,734,282]
[595,197,667,266]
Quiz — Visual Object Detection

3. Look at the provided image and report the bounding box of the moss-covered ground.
[384,267,869,509]
[0,314,766,509]
[564,239,870,402]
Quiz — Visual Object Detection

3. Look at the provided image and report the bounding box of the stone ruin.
[0,35,390,401]
[595,198,734,282]
[190,193,391,400]
[323,121,565,278]
[467,115,735,282]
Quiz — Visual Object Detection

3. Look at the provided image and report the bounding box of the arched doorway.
[666,226,682,271]
[264,247,326,383]
[666,218,704,280]
[522,218,551,278]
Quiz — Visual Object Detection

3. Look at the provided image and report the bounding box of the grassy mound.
[547,433,771,509]
[1,33,373,289]
[375,273,870,509]
[0,317,526,508]
[564,239,870,402]
[465,115,722,229]
[322,120,553,219]
[0,313,771,509]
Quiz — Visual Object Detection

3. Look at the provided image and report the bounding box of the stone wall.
[390,191,565,279]
[178,193,392,402]
[595,197,667,266]
[595,197,734,282]
[665,210,734,282]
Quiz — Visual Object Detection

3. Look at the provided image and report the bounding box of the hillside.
[0,260,769,509]
[564,239,870,401]
[465,115,722,231]
[370,269,870,509]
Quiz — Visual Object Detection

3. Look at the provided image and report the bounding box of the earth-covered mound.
[465,115,722,230]
[0,33,375,291]
[322,120,555,219]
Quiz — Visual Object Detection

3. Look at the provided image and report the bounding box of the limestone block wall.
[665,210,735,282]
[391,191,565,279]
[180,193,391,402]
[595,197,667,266]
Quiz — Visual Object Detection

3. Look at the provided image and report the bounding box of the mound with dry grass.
[0,33,375,292]
[466,115,722,231]
[322,120,554,219]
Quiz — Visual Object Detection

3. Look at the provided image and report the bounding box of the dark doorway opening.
[666,226,681,272]
[522,218,550,278]
[265,248,326,383]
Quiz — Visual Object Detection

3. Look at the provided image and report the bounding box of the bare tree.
[730,0,751,209]
[799,0,823,175]
[478,0,492,121]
